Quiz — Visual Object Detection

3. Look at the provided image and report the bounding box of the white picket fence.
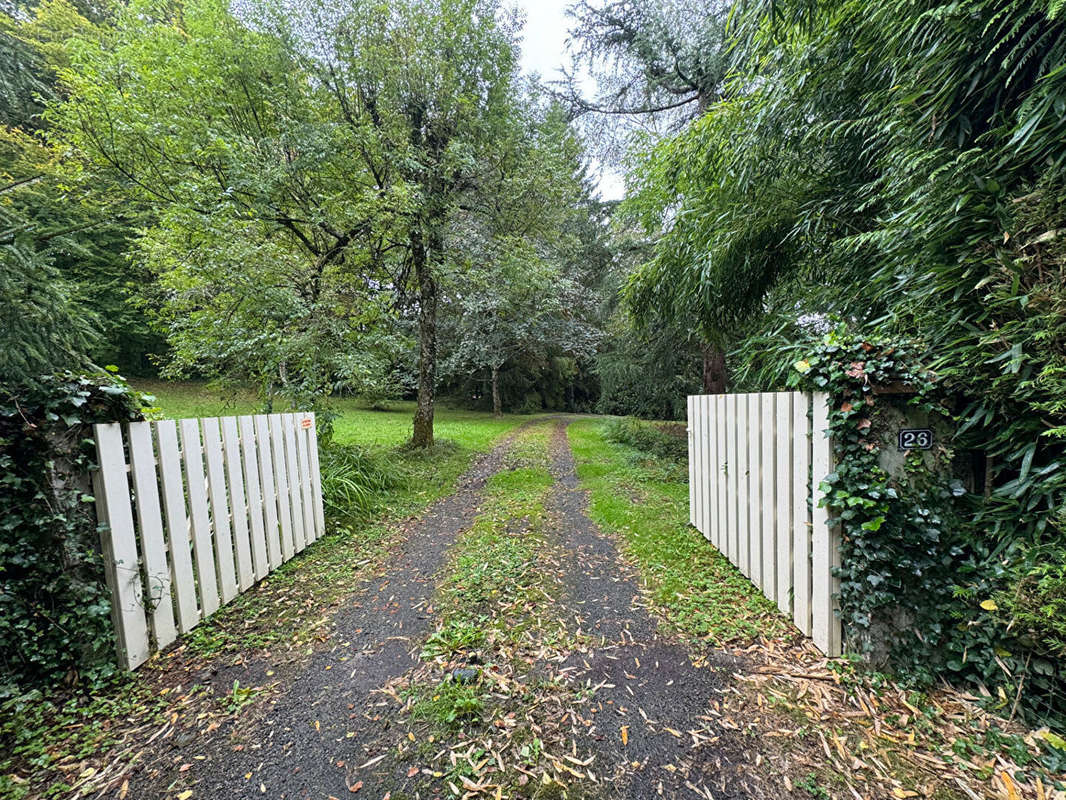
[687,392,841,656]
[93,412,325,669]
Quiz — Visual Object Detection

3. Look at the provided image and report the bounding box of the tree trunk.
[702,342,727,394]
[411,232,438,448]
[491,365,501,418]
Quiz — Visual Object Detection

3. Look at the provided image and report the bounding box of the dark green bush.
[998,544,1066,662]
[0,372,145,693]
[603,416,688,462]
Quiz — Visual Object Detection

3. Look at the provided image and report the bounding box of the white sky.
[510,0,627,201]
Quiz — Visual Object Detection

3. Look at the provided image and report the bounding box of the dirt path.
[546,422,759,800]
[129,418,767,800]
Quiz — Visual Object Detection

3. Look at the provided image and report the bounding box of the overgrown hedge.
[792,334,1066,731]
[0,372,145,693]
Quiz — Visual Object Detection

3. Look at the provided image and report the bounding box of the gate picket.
[156,420,199,632]
[127,421,177,650]
[221,417,254,591]
[240,416,270,580]
[760,393,777,601]
[283,414,306,553]
[93,424,151,669]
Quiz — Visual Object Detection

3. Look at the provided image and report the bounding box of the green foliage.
[420,620,487,661]
[594,311,702,420]
[0,372,146,693]
[794,333,1065,728]
[318,444,398,521]
[793,336,959,672]
[995,545,1066,662]
[0,673,164,800]
[2,2,163,381]
[603,416,687,462]
[220,680,259,714]
[410,675,484,728]
[612,0,1066,726]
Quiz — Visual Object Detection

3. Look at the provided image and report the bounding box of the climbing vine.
[790,333,1065,731]
[791,334,960,679]
[0,371,147,693]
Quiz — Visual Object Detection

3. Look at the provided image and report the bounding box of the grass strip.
[566,417,787,647]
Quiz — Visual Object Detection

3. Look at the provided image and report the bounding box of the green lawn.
[133,380,520,451]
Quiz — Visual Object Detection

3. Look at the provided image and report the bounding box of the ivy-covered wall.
[0,373,145,693]
[792,334,1065,729]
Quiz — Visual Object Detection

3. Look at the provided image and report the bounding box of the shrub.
[0,372,146,693]
[603,416,688,462]
[318,443,397,521]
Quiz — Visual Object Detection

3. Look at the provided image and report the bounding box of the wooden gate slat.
[793,394,812,636]
[221,417,254,591]
[127,421,177,650]
[703,395,713,542]
[747,394,761,586]
[155,420,200,632]
[255,415,283,569]
[715,395,727,554]
[201,418,237,603]
[737,394,750,577]
[180,418,219,617]
[307,414,326,539]
[93,423,151,670]
[694,396,704,534]
[268,414,295,561]
[282,414,306,552]
[240,416,270,580]
[295,414,316,544]
[811,391,841,656]
[687,398,696,527]
[775,393,794,616]
[707,395,718,548]
[726,393,738,564]
[760,393,777,600]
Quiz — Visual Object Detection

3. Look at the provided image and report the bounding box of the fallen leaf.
[1001,772,1020,800]
[621,725,628,746]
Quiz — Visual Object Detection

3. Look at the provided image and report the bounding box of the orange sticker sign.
[301,417,313,430]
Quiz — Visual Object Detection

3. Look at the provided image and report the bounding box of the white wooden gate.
[687,392,841,656]
[93,412,325,669]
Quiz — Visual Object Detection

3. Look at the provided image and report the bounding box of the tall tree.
[273,0,524,444]
[564,0,735,391]
[50,0,535,443]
